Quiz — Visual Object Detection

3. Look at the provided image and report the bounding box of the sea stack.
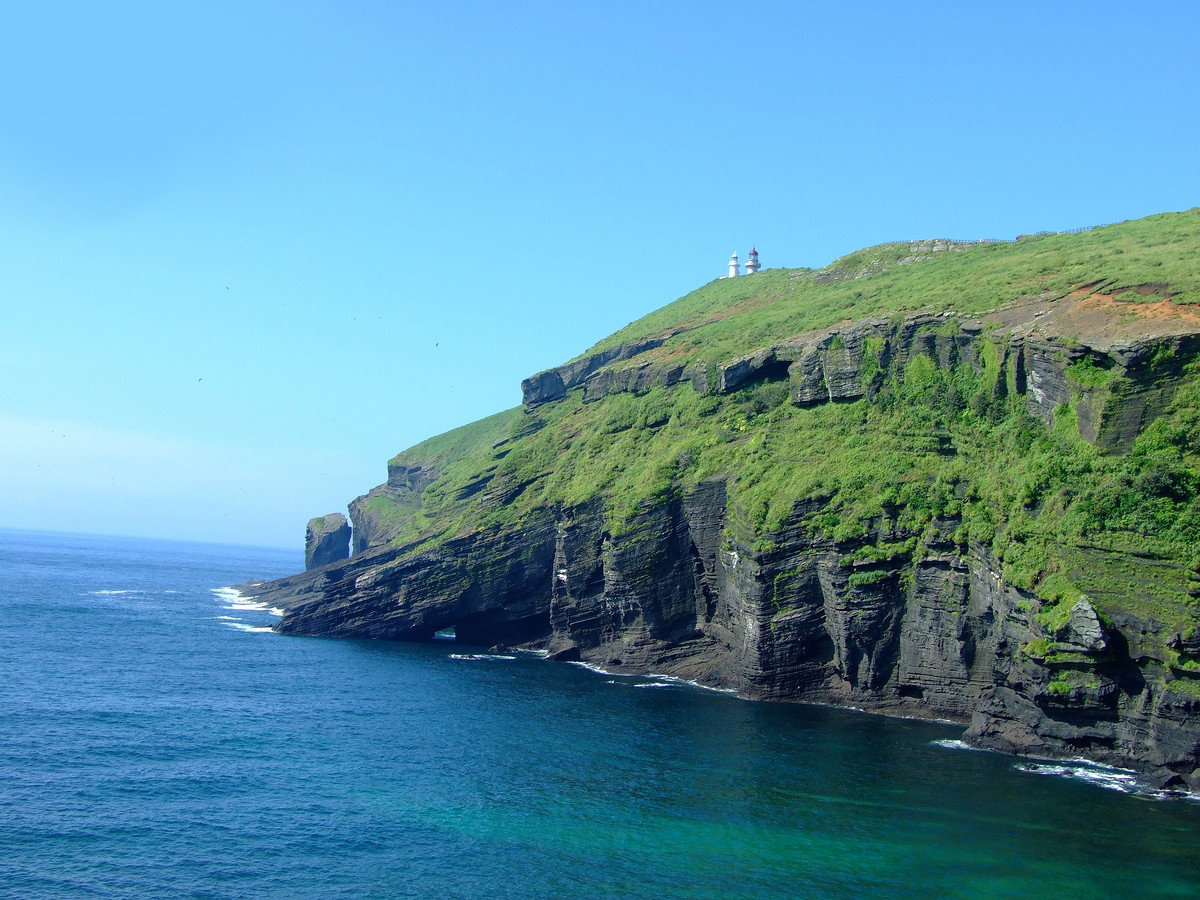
[305,514,351,570]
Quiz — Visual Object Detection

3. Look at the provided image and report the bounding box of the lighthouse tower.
[745,247,761,274]
[728,252,741,278]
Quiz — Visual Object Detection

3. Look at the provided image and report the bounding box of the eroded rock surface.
[305,514,351,570]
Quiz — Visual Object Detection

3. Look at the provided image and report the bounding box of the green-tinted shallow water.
[1,529,1196,899]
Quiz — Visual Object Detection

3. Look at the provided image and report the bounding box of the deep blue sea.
[2,529,1199,899]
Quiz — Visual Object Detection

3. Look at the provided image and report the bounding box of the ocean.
[2,529,1197,899]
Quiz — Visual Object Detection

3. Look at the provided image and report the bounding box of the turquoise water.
[2,529,1197,899]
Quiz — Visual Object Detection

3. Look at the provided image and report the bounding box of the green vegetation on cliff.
[590,210,1200,367]
[361,208,1200,657]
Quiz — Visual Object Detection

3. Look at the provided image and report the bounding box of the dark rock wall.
[279,509,559,644]
[581,360,706,402]
[521,336,671,406]
[305,514,351,570]
[266,478,1199,785]
[538,313,1199,457]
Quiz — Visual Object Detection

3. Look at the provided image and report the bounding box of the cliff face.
[259,465,1200,787]
[305,514,351,570]
[348,461,439,553]
[254,216,1200,788]
[525,295,1200,455]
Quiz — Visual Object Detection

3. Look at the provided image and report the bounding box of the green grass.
[848,569,894,587]
[389,406,520,470]
[1046,679,1072,696]
[1023,639,1052,660]
[1067,357,1118,390]
[578,209,1200,374]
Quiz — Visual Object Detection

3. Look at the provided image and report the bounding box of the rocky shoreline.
[251,478,1199,791]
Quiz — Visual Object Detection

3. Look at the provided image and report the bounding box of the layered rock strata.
[261,478,1200,788]
[523,290,1200,456]
[259,294,1200,789]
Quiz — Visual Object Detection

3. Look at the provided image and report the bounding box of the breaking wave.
[211,586,284,617]
[932,739,989,752]
[220,622,275,633]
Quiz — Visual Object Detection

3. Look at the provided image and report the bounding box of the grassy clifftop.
[388,407,518,473]
[587,210,1200,367]
[356,208,1200,650]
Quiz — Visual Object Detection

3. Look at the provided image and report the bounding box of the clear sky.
[2,1,1198,549]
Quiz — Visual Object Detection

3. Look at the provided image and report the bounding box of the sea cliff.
[252,210,1200,788]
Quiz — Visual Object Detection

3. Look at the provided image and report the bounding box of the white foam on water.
[87,589,143,596]
[930,745,1196,801]
[1146,788,1200,803]
[519,648,550,658]
[449,653,516,661]
[932,739,988,752]
[216,615,240,621]
[566,660,617,676]
[212,587,283,617]
[682,679,738,695]
[1066,756,1137,773]
[645,672,740,694]
[1014,760,1140,794]
[221,622,275,633]
[902,715,962,725]
[563,663,738,695]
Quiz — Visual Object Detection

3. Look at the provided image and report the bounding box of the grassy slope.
[358,408,520,540]
[389,407,519,470]
[362,208,1200,654]
[591,209,1200,367]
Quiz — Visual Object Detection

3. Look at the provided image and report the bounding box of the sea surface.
[2,529,1198,899]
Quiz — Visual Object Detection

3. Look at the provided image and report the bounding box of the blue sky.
[2,1,1198,549]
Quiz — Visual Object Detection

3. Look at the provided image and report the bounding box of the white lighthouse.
[745,247,761,274]
[728,251,741,278]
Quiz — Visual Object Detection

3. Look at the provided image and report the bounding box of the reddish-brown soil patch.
[985,287,1200,349]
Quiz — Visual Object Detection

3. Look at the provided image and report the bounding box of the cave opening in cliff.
[747,358,792,385]
[732,360,793,415]
[452,608,553,648]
